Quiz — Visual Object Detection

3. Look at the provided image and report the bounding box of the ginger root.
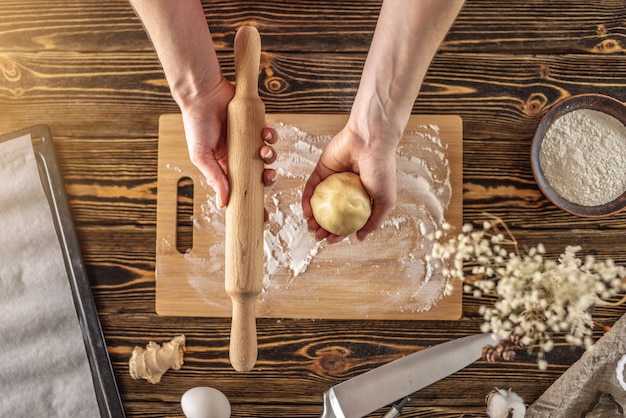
[129,334,185,384]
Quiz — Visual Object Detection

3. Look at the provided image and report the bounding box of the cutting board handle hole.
[176,177,194,254]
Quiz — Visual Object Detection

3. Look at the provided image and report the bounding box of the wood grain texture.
[2,50,626,135]
[1,0,624,54]
[1,0,626,416]
[155,114,463,320]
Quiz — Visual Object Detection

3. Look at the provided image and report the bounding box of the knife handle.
[225,25,265,372]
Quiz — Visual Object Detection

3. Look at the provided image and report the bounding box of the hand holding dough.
[310,172,372,236]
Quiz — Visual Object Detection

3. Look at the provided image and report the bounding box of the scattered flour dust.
[184,123,453,315]
[540,109,626,206]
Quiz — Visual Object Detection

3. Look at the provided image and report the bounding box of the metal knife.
[320,333,494,418]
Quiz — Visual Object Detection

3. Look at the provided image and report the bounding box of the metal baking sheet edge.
[0,125,125,418]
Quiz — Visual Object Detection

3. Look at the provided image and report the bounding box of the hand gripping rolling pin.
[225,26,265,372]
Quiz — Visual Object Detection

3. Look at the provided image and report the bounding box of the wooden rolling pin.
[225,26,265,372]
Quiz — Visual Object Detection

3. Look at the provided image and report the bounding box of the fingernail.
[263,148,274,160]
[264,131,273,141]
[215,194,222,208]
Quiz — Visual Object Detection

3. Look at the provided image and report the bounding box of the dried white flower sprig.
[428,215,626,370]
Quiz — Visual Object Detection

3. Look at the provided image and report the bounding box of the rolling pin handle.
[229,298,258,372]
[233,26,262,99]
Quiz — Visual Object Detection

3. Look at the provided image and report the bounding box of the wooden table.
[1,1,625,416]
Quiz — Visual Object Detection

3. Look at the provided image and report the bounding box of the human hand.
[302,126,398,243]
[180,77,278,211]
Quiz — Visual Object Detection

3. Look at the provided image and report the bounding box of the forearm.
[129,0,222,107]
[349,0,464,145]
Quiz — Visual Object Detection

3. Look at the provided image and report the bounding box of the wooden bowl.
[530,93,626,217]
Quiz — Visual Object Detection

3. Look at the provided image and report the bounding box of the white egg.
[181,386,231,418]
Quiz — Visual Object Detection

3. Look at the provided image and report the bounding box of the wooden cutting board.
[156,114,463,320]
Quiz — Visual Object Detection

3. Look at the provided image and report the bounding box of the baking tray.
[0,125,125,418]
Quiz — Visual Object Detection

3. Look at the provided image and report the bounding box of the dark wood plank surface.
[1,1,625,417]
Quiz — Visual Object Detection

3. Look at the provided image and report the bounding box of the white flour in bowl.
[540,109,626,206]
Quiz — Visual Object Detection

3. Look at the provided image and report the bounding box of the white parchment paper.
[0,134,100,417]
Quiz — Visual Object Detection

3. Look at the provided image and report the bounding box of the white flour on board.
[183,123,452,314]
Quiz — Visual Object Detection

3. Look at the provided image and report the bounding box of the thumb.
[196,159,230,208]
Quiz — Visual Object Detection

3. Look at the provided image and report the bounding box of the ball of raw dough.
[310,172,372,236]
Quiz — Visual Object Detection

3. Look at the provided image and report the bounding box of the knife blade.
[320,333,494,418]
